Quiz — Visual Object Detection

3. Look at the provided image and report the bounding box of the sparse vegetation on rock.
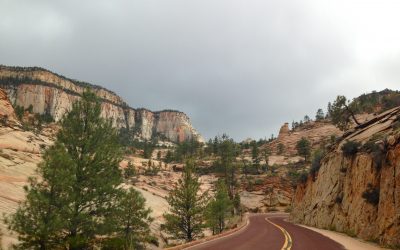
[341,140,361,157]
[362,183,380,206]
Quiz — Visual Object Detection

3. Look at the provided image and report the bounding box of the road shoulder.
[164,213,250,250]
[297,224,390,250]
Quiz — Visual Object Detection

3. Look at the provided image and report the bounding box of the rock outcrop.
[269,121,342,155]
[0,88,18,125]
[290,107,400,247]
[0,65,203,143]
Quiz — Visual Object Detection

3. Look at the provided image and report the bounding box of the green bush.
[298,172,308,184]
[14,105,24,120]
[254,179,263,185]
[26,104,33,114]
[362,141,385,170]
[310,150,324,176]
[277,143,285,155]
[247,180,254,191]
[341,141,361,157]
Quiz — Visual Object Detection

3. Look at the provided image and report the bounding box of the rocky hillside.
[269,121,342,155]
[290,107,400,248]
[0,65,203,143]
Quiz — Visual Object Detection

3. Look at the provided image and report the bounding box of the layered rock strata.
[0,66,203,143]
[291,107,400,247]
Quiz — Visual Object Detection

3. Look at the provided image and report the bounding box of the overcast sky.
[1,0,399,141]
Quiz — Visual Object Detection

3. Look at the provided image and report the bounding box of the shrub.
[298,172,308,184]
[0,115,7,126]
[296,137,311,161]
[37,113,54,123]
[341,141,361,157]
[277,143,285,155]
[254,179,263,185]
[247,180,254,191]
[362,141,385,170]
[14,105,24,120]
[335,195,343,204]
[26,104,33,114]
[144,164,160,176]
[362,183,380,206]
[310,150,324,176]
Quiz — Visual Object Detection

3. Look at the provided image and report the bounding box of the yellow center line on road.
[265,217,293,250]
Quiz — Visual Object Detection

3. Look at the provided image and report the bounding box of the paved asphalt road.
[188,213,345,250]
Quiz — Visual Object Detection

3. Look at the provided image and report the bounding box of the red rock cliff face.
[290,107,400,247]
[0,66,203,142]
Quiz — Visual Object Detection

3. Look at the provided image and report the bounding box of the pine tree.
[103,188,153,249]
[165,150,173,163]
[124,162,136,180]
[277,143,285,155]
[5,143,72,249]
[296,137,311,162]
[205,180,232,234]
[315,108,325,121]
[251,142,260,174]
[215,135,238,199]
[262,148,270,172]
[163,159,208,242]
[328,95,360,131]
[5,91,140,249]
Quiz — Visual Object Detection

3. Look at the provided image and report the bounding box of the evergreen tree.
[315,108,325,121]
[328,95,360,131]
[296,137,311,161]
[205,180,232,235]
[215,135,238,199]
[251,142,260,174]
[157,151,161,160]
[277,143,285,155]
[104,188,153,249]
[143,143,154,159]
[6,91,144,250]
[163,159,208,242]
[212,136,219,155]
[124,162,136,180]
[233,193,241,216]
[165,150,173,163]
[262,148,270,172]
[240,155,249,178]
[5,143,68,250]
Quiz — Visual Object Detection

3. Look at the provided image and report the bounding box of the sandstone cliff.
[290,107,400,248]
[0,65,203,143]
[0,88,18,126]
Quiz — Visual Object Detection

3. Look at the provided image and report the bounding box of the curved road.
[188,213,345,250]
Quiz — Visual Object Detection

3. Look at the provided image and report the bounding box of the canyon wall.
[0,66,203,143]
[291,107,400,247]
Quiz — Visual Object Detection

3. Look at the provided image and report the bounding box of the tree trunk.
[345,104,361,125]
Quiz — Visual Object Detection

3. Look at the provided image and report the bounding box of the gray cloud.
[0,0,398,140]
